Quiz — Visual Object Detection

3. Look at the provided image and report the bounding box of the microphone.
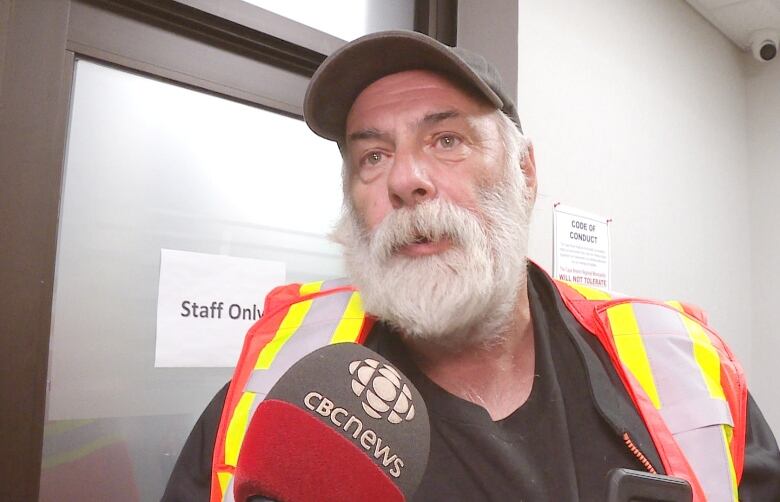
[233,343,430,502]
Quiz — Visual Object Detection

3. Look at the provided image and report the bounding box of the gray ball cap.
[304,30,522,142]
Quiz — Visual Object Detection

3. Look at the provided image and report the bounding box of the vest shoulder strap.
[552,278,746,502]
[209,280,373,502]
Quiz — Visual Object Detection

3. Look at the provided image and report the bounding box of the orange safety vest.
[210,275,747,502]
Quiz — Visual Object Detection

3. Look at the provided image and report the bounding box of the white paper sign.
[553,204,611,289]
[155,249,286,367]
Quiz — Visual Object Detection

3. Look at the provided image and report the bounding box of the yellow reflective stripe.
[41,433,123,469]
[224,392,255,467]
[299,280,323,296]
[217,471,232,499]
[330,292,366,344]
[564,281,612,300]
[665,300,684,313]
[606,303,662,409]
[255,299,314,370]
[721,424,739,501]
[678,312,726,400]
[43,419,94,436]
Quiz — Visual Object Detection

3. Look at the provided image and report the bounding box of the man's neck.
[403,289,536,421]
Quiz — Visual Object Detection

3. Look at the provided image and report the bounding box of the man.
[165,31,780,501]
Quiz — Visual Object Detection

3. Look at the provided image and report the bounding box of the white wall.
[459,0,780,434]
[747,57,780,435]
[517,0,752,357]
[517,0,758,408]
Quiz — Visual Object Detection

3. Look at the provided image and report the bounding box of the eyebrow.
[420,110,460,126]
[347,128,391,143]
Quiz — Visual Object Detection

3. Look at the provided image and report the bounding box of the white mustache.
[366,199,486,261]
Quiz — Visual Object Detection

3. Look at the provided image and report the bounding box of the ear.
[522,141,538,203]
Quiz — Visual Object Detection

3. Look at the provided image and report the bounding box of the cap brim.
[304,30,504,141]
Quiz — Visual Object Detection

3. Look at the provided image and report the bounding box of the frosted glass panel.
[40,60,344,501]
[242,0,415,41]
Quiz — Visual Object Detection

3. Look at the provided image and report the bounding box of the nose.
[386,150,436,209]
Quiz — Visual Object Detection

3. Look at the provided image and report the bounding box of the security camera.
[749,29,779,62]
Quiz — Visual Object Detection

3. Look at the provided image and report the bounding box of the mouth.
[395,234,452,257]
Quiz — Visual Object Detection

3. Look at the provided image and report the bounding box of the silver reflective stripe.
[245,290,352,395]
[321,277,352,289]
[675,425,735,501]
[630,303,736,502]
[246,364,290,394]
[661,395,733,434]
[632,303,712,409]
[248,391,264,418]
[222,476,236,502]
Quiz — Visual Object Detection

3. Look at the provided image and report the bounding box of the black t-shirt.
[374,275,644,501]
[163,269,653,501]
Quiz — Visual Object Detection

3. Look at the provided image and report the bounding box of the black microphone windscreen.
[234,343,430,502]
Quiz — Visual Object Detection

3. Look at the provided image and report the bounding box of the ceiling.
[686,0,780,49]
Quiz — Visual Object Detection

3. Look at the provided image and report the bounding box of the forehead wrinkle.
[349,109,463,144]
[347,102,494,150]
[407,108,485,137]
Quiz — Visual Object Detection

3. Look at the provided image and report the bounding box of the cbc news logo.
[349,359,415,424]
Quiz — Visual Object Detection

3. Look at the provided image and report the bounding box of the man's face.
[344,70,508,247]
[334,70,535,348]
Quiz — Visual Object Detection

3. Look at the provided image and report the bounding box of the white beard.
[332,169,533,350]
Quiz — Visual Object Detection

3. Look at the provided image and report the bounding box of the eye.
[356,150,390,172]
[436,134,461,149]
[362,151,384,166]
